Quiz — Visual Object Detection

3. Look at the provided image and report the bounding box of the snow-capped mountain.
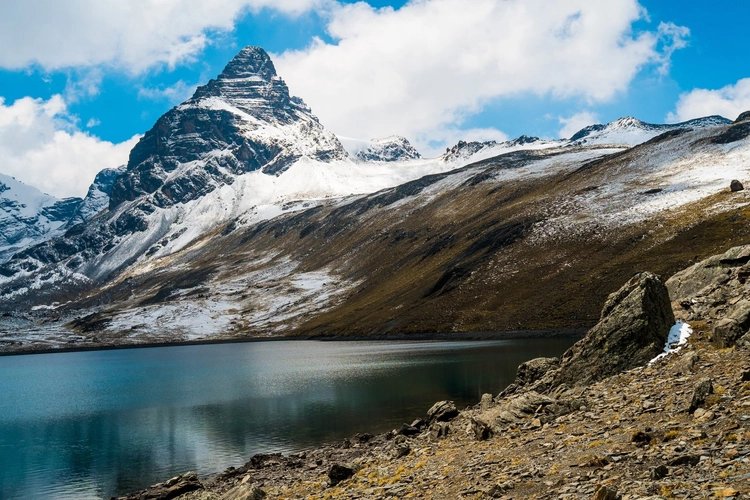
[340,136,422,162]
[0,174,83,263]
[2,44,750,353]
[567,115,732,146]
[109,46,348,210]
[442,135,553,162]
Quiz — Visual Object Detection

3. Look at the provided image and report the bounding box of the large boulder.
[553,272,674,387]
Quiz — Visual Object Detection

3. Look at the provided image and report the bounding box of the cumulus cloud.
[0,0,328,73]
[558,111,599,139]
[275,0,688,151]
[668,78,750,123]
[0,96,139,198]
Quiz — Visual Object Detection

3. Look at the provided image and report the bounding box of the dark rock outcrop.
[735,110,750,123]
[110,46,346,209]
[552,272,674,387]
[328,464,354,485]
[731,179,745,192]
[427,400,458,423]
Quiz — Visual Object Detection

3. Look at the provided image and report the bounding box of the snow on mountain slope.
[66,165,127,227]
[339,135,422,162]
[0,173,82,262]
[441,135,560,163]
[568,115,731,146]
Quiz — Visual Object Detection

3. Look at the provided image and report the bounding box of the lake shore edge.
[0,328,587,357]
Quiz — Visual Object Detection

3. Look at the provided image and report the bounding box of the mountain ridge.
[1,45,749,353]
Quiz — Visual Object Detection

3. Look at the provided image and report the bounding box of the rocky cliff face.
[109,46,347,209]
[0,173,83,263]
[0,46,350,290]
[65,166,127,227]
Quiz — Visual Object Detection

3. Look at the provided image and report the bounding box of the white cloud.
[558,111,599,139]
[0,0,328,73]
[668,78,750,123]
[139,80,198,103]
[0,96,140,198]
[275,0,687,150]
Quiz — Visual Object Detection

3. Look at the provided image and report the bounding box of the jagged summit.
[187,46,314,123]
[219,46,277,81]
[352,136,422,162]
[109,46,347,208]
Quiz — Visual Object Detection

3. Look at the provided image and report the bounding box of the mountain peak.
[219,46,277,81]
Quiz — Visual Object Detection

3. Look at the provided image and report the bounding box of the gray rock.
[480,393,494,411]
[666,244,750,301]
[328,464,354,485]
[731,179,745,192]
[592,484,619,500]
[391,443,411,459]
[427,400,458,423]
[667,455,700,467]
[650,464,669,480]
[553,272,674,387]
[220,484,266,500]
[712,299,750,346]
[688,378,713,413]
[514,357,559,388]
[470,417,493,441]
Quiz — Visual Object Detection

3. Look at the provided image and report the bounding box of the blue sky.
[1,0,749,198]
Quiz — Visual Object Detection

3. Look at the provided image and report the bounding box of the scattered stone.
[592,484,619,500]
[650,464,669,480]
[730,179,745,192]
[328,464,354,486]
[693,408,715,422]
[398,423,420,437]
[410,419,426,430]
[391,444,411,459]
[470,417,493,441]
[480,393,494,411]
[427,400,458,423]
[631,431,652,445]
[514,357,559,388]
[429,422,450,440]
[689,378,713,413]
[354,432,373,443]
[220,483,267,500]
[667,455,700,467]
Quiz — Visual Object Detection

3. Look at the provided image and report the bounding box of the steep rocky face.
[354,136,421,162]
[0,173,82,263]
[0,46,349,287]
[109,46,347,209]
[66,166,126,227]
[668,244,750,347]
[552,272,675,387]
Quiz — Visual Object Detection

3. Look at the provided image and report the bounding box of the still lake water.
[0,338,576,499]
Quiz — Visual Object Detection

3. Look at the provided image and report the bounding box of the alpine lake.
[0,337,577,499]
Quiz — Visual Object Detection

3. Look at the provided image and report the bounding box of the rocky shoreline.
[115,246,750,500]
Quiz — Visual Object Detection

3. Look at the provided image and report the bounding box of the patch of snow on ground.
[650,322,693,364]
